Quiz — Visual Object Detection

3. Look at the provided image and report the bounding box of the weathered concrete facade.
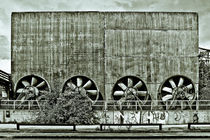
[0,110,205,124]
[11,12,199,102]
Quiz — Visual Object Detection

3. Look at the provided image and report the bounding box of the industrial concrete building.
[7,12,202,124]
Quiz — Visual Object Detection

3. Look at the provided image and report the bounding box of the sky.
[0,0,210,73]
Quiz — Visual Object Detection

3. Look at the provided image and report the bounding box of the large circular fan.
[160,75,196,109]
[112,76,149,106]
[62,76,99,104]
[15,75,50,101]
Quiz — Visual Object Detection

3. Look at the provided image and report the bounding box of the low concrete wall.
[0,110,35,123]
[96,110,204,124]
[0,109,207,124]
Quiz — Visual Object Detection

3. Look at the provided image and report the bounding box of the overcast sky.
[0,0,210,73]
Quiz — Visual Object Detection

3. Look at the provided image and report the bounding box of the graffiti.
[114,111,140,124]
[114,111,124,124]
[174,111,191,123]
[124,111,140,124]
[193,113,199,123]
[96,110,203,124]
[104,110,110,123]
[96,110,210,124]
[143,111,168,124]
[130,111,139,124]
[174,111,182,121]
[153,111,166,121]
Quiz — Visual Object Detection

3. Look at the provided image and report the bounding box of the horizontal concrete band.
[0,131,210,138]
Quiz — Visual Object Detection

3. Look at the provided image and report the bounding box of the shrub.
[35,88,99,124]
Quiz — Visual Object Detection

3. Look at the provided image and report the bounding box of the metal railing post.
[104,101,107,111]
[166,101,168,110]
[28,101,30,110]
[135,101,137,111]
[17,123,19,130]
[14,100,16,110]
[196,100,199,110]
[181,100,183,110]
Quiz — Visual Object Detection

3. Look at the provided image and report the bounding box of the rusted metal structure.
[0,69,11,99]
[199,48,210,65]
[11,12,199,109]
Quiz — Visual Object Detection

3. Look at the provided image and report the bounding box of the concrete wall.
[11,12,199,101]
[97,110,207,124]
[0,109,207,124]
[11,12,105,97]
[0,110,34,123]
[104,12,199,101]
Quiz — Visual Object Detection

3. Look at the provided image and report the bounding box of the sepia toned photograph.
[0,0,210,139]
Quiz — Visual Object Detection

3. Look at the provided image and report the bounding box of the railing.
[93,100,198,111]
[0,100,41,110]
[1,100,210,111]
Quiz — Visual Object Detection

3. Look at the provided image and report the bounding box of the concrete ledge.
[1,132,210,139]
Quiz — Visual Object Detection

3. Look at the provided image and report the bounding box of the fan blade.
[127,78,133,87]
[162,87,173,93]
[16,88,26,94]
[178,77,184,87]
[118,82,127,90]
[185,84,193,90]
[67,81,77,90]
[162,94,173,102]
[31,77,38,86]
[133,81,143,89]
[37,95,46,100]
[39,90,48,94]
[169,79,176,88]
[36,81,46,88]
[117,97,127,104]
[88,98,94,103]
[113,91,124,96]
[83,80,92,89]
[86,90,97,96]
[185,93,194,100]
[77,77,83,87]
[16,92,26,100]
[25,93,35,100]
[136,91,147,96]
[22,80,30,87]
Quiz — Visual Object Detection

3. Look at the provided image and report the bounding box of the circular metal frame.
[112,75,149,105]
[159,75,196,109]
[14,74,51,100]
[62,75,99,104]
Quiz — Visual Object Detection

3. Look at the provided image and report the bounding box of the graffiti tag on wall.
[142,111,168,124]
[95,110,207,125]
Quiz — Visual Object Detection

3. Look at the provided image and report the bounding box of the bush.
[35,88,99,124]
